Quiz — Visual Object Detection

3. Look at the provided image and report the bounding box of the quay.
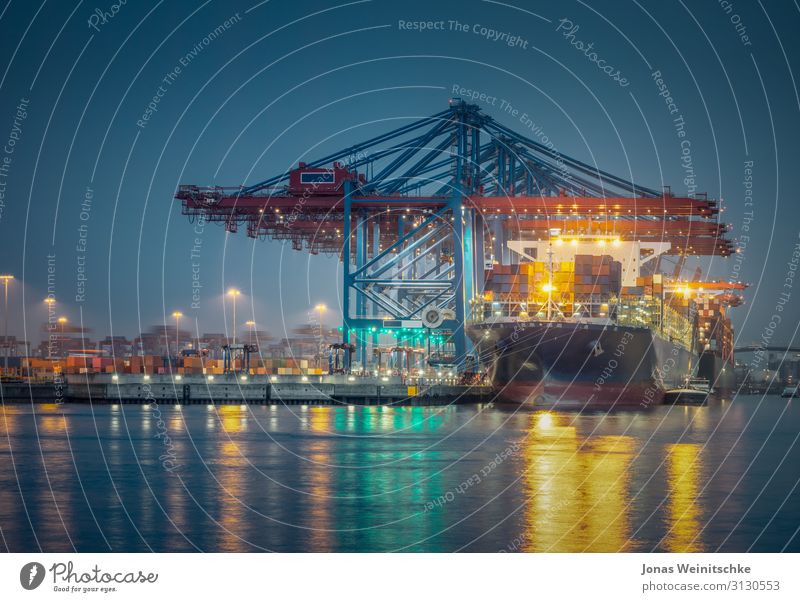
[0,374,493,406]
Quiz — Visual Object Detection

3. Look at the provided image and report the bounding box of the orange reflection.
[664,443,704,552]
[521,412,635,552]
[36,406,74,550]
[38,414,67,434]
[0,404,16,438]
[309,407,332,433]
[38,403,62,412]
[169,410,183,433]
[216,439,247,551]
[306,408,334,551]
[216,405,247,433]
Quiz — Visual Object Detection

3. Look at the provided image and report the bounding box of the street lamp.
[0,274,13,373]
[57,317,67,358]
[43,297,56,359]
[227,289,241,345]
[314,304,327,368]
[245,320,255,346]
[315,303,327,337]
[172,311,183,358]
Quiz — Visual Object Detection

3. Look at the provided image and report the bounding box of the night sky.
[0,0,798,348]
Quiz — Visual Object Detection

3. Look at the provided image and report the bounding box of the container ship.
[467,235,743,407]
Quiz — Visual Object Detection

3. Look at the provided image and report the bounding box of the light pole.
[172,311,183,358]
[227,289,241,345]
[0,274,13,373]
[315,304,326,338]
[57,317,67,358]
[245,320,255,346]
[315,304,326,367]
[44,297,56,359]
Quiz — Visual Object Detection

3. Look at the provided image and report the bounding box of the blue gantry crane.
[176,99,731,371]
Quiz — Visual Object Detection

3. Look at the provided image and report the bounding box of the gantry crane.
[176,99,735,370]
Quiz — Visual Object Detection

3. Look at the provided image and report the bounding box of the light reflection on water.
[0,397,797,552]
[521,412,636,552]
[664,443,704,553]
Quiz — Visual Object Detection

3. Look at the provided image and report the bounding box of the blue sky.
[0,0,798,347]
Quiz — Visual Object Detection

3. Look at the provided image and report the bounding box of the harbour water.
[0,396,797,552]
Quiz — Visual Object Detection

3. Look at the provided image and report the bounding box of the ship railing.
[614,296,694,351]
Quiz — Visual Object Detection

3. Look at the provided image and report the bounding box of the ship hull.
[698,350,735,392]
[468,321,696,408]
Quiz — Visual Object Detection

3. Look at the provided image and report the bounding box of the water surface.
[0,397,797,552]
